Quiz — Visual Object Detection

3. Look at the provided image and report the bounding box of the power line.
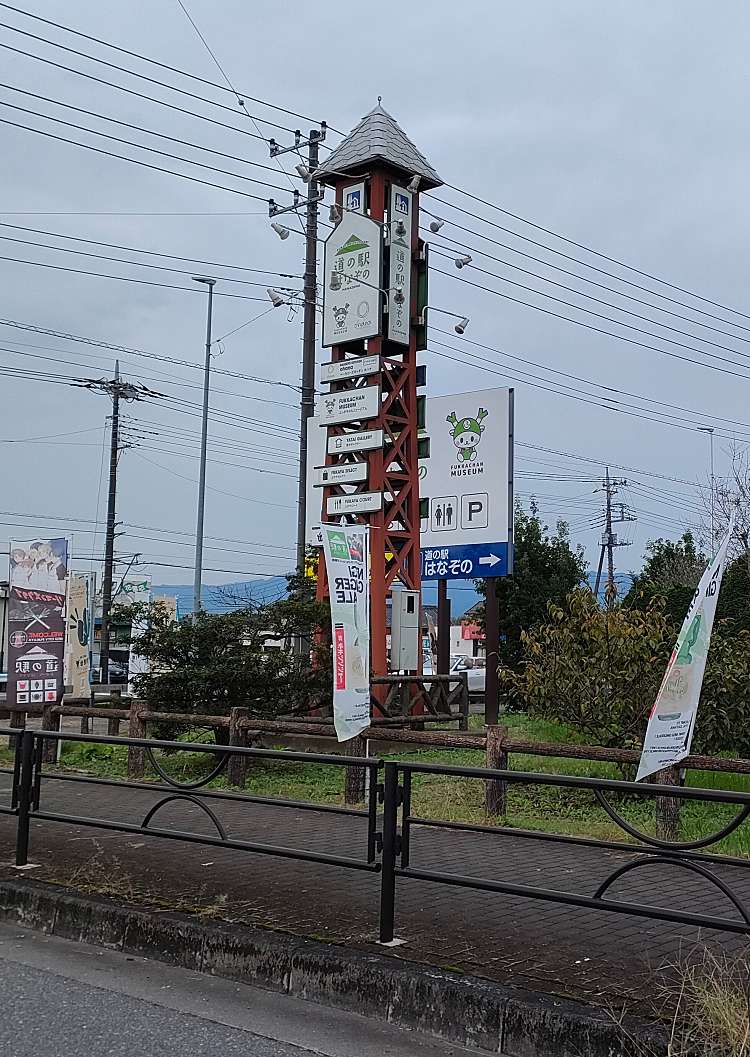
[431,182,750,326]
[433,265,750,382]
[0,1,335,132]
[133,452,295,509]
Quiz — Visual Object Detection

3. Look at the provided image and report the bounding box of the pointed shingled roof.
[314,104,442,189]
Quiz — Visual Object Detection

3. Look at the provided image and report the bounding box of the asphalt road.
[0,923,472,1057]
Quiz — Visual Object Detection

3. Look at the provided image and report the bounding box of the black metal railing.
[378,759,750,942]
[9,729,382,875]
[1,729,749,946]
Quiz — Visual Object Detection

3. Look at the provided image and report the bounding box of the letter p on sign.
[461,492,488,529]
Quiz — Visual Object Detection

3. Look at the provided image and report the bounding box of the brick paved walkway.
[0,766,747,1015]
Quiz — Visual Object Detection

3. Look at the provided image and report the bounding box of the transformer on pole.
[313,104,443,676]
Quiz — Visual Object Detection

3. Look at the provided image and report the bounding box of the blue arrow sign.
[421,542,511,581]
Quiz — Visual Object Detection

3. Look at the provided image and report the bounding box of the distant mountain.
[153,577,288,616]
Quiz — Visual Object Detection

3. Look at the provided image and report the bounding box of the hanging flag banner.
[636,515,735,781]
[65,573,91,699]
[7,539,69,709]
[321,523,371,742]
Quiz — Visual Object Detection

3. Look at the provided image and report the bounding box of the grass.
[5,714,750,856]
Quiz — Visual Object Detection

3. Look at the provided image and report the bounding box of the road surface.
[0,922,472,1057]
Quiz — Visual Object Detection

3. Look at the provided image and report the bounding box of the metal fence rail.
[0,730,749,946]
[378,759,750,942]
[10,729,382,875]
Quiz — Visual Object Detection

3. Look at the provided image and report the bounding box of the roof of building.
[315,104,443,189]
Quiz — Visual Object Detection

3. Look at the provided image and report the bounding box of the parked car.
[449,654,486,701]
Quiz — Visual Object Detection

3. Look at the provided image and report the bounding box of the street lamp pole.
[192,276,216,615]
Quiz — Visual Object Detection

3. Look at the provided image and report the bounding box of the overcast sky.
[1,0,748,592]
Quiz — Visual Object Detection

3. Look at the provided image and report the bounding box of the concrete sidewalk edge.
[0,878,666,1057]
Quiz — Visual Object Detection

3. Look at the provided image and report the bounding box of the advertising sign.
[321,354,380,384]
[420,387,514,580]
[319,384,380,426]
[322,212,383,346]
[7,538,68,709]
[115,576,152,693]
[321,523,371,742]
[65,573,90,698]
[387,185,412,344]
[636,516,735,781]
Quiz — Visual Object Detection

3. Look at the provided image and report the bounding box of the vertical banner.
[7,539,69,709]
[65,573,90,699]
[322,211,383,347]
[636,515,735,781]
[388,185,412,344]
[321,523,371,742]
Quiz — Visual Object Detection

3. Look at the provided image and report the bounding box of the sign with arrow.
[421,542,510,581]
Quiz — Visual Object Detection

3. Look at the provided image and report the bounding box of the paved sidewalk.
[0,767,747,1015]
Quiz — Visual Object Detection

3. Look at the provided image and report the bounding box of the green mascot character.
[446,408,488,462]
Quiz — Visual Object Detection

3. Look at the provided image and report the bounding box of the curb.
[0,878,665,1056]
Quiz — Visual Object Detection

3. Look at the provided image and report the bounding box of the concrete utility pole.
[192,276,216,615]
[77,367,160,684]
[594,468,634,601]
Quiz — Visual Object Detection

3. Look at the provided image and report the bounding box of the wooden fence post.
[227,707,249,788]
[344,734,367,805]
[40,703,61,764]
[485,724,509,817]
[107,687,121,737]
[655,765,681,842]
[127,699,146,779]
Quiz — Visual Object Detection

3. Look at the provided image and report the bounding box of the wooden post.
[107,687,121,736]
[343,734,367,805]
[127,699,146,778]
[40,702,61,764]
[484,578,500,726]
[227,707,250,788]
[8,710,25,749]
[485,724,509,817]
[655,765,681,842]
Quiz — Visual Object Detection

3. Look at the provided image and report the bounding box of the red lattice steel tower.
[314,106,442,676]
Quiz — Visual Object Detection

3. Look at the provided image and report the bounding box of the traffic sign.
[421,542,511,581]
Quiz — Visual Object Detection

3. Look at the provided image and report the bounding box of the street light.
[271,222,290,240]
[429,218,445,233]
[418,306,470,334]
[454,254,472,269]
[191,276,217,615]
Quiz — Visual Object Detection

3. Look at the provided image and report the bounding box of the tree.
[501,588,673,747]
[476,501,588,670]
[624,532,706,625]
[115,575,332,733]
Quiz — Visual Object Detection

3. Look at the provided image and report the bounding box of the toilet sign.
[420,387,514,580]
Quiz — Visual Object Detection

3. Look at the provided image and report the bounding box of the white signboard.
[388,185,412,344]
[314,463,369,487]
[636,515,735,781]
[319,385,380,426]
[321,523,371,742]
[327,492,382,516]
[321,354,380,384]
[306,416,326,547]
[420,387,514,580]
[65,573,90,698]
[322,212,382,347]
[327,428,384,455]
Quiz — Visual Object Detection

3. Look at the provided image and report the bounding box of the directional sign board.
[319,384,380,426]
[327,491,382,516]
[321,354,380,384]
[420,387,513,580]
[314,462,369,487]
[327,428,383,455]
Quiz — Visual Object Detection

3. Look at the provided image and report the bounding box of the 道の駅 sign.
[322,212,383,347]
[420,387,514,580]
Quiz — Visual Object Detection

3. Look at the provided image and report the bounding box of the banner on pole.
[7,539,69,709]
[636,515,735,781]
[320,523,371,742]
[65,573,91,699]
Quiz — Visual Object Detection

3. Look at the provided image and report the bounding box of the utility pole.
[99,360,121,686]
[296,131,321,576]
[594,468,635,601]
[76,368,160,684]
[698,426,716,547]
[192,276,217,615]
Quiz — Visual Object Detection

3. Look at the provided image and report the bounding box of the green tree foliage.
[115,576,331,724]
[476,501,588,669]
[501,588,673,747]
[503,588,750,757]
[625,532,706,625]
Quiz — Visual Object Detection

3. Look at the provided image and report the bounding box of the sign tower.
[314,105,443,675]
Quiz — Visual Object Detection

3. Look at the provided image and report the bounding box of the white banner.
[636,515,735,781]
[322,212,382,347]
[321,523,371,742]
[387,185,412,344]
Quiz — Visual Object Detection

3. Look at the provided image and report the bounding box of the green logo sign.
[446,407,488,463]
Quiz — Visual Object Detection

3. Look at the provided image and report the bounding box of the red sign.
[334,625,346,690]
[461,622,484,641]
